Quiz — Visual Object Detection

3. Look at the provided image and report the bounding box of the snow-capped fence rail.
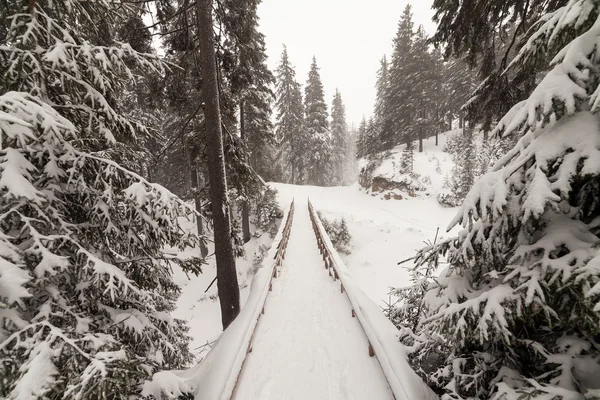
[228,199,295,398]
[307,199,438,400]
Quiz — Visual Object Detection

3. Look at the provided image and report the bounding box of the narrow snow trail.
[234,199,394,400]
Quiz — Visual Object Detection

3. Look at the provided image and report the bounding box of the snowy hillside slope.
[358,130,459,199]
[271,183,458,309]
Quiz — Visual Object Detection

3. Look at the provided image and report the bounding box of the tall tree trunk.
[435,130,438,146]
[291,135,296,184]
[240,100,251,243]
[196,0,240,330]
[190,168,204,237]
[190,167,209,258]
[418,110,424,152]
[291,161,295,185]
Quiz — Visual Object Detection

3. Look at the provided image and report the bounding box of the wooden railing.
[229,199,294,399]
[307,200,375,355]
[308,199,409,400]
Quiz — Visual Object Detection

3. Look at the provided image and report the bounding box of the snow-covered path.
[233,200,394,400]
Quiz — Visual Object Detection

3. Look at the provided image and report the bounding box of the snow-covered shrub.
[400,142,415,172]
[394,3,600,399]
[317,212,352,254]
[252,186,283,237]
[420,175,432,186]
[248,244,270,277]
[0,93,203,399]
[358,152,388,189]
[229,217,246,258]
[443,128,479,206]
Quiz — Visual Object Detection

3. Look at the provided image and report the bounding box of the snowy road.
[233,200,394,400]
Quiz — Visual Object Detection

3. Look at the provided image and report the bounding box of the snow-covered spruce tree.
[0,2,203,398]
[403,25,443,152]
[275,45,306,184]
[383,4,414,150]
[440,128,479,207]
[372,55,390,155]
[355,117,368,159]
[305,57,333,186]
[401,141,415,173]
[397,2,600,398]
[252,187,283,237]
[330,89,349,185]
[431,0,545,131]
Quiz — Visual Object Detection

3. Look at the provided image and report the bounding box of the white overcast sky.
[257,0,437,128]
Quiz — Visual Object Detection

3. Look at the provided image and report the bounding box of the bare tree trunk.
[240,100,251,243]
[196,0,240,330]
[291,161,295,185]
[190,168,204,237]
[291,135,296,184]
[418,110,424,152]
[190,167,209,258]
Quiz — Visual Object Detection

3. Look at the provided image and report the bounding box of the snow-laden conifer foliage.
[330,89,349,185]
[0,1,203,397]
[357,5,451,158]
[391,1,600,398]
[275,46,306,185]
[304,57,333,186]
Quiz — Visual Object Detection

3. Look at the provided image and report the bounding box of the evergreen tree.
[196,0,241,329]
[383,4,415,150]
[304,57,332,186]
[448,128,478,203]
[153,0,275,261]
[431,0,555,130]
[373,55,390,153]
[401,141,415,173]
[441,57,479,130]
[404,25,443,151]
[0,0,203,397]
[365,117,379,158]
[393,3,600,398]
[275,46,306,184]
[221,0,277,242]
[330,89,349,185]
[355,117,368,159]
[344,126,359,184]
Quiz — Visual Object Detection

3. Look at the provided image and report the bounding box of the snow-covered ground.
[360,130,458,199]
[271,183,457,308]
[272,133,459,307]
[173,131,459,361]
[171,218,280,360]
